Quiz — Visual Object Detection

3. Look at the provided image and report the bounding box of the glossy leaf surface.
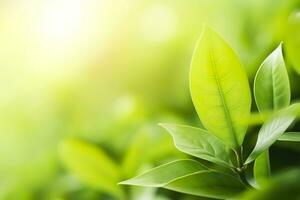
[254,44,290,112]
[245,104,300,164]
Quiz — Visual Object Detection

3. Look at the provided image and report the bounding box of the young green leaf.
[254,44,290,112]
[190,25,251,148]
[245,104,300,164]
[159,123,234,168]
[119,159,207,187]
[59,138,122,197]
[278,132,300,142]
[253,44,290,187]
[165,171,246,199]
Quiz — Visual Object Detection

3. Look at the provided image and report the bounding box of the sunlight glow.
[140,5,177,43]
[42,0,82,42]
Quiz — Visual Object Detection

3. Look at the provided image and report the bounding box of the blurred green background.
[1,0,300,199]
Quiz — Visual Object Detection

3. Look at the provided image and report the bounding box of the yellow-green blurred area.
[1,0,300,199]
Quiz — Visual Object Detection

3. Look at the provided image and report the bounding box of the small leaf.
[59,138,122,197]
[190,25,251,148]
[278,132,300,142]
[119,159,207,187]
[254,43,290,112]
[245,104,300,164]
[159,123,234,168]
[165,171,246,199]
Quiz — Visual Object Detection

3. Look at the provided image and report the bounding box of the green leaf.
[59,138,122,197]
[120,159,245,199]
[119,159,207,187]
[165,171,246,199]
[254,43,290,112]
[190,25,251,148]
[285,12,300,75]
[159,123,234,168]
[245,104,300,164]
[278,132,300,142]
[252,44,290,187]
[253,150,270,187]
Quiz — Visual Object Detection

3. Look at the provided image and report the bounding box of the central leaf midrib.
[208,45,239,147]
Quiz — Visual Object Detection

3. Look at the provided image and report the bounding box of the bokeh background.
[1,0,300,199]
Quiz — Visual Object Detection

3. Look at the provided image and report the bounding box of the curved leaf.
[120,159,245,199]
[159,123,234,168]
[278,132,300,142]
[190,25,251,148]
[59,138,122,197]
[119,159,207,187]
[254,43,290,112]
[165,171,246,199]
[253,44,290,187]
[245,104,300,164]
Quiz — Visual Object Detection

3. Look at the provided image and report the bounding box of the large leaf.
[285,12,300,75]
[59,138,122,197]
[254,44,290,112]
[165,171,246,199]
[120,160,245,199]
[190,25,251,148]
[159,123,234,168]
[245,104,300,164]
[119,159,207,187]
[278,132,300,142]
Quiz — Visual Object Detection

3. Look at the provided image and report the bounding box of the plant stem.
[233,147,253,189]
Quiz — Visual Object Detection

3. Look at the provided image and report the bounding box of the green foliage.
[253,150,270,187]
[245,104,299,164]
[254,44,290,112]
[121,26,300,199]
[2,1,300,199]
[190,25,251,149]
[164,171,245,199]
[120,160,245,199]
[253,43,290,186]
